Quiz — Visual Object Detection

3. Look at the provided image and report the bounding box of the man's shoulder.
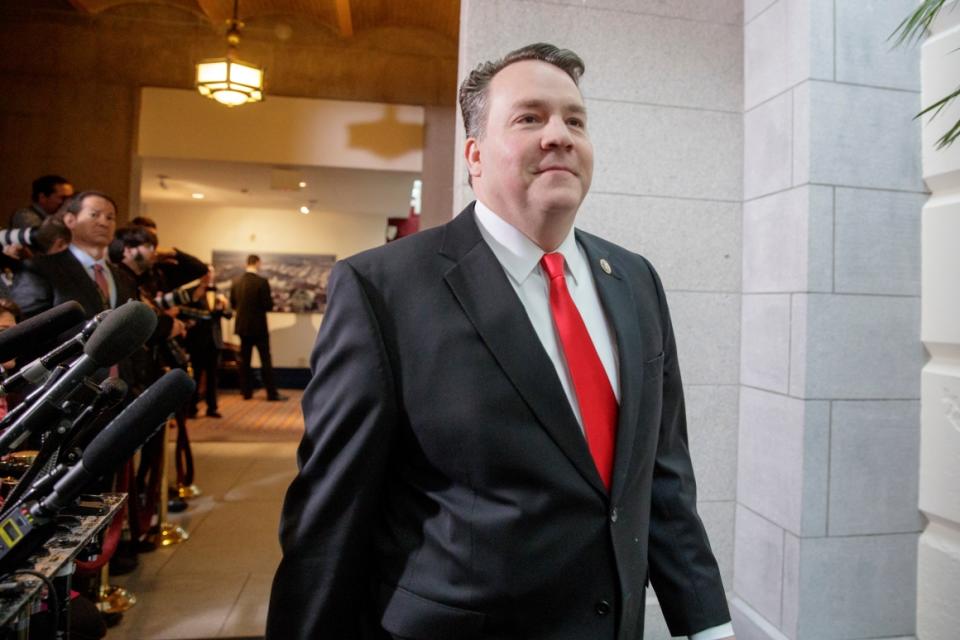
[575,227,655,274]
[9,206,43,229]
[341,223,448,277]
[23,250,77,275]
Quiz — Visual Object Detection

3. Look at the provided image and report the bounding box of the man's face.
[38,183,75,215]
[124,243,156,271]
[64,195,116,249]
[467,60,593,223]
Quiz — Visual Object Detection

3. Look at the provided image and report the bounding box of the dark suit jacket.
[267,204,729,640]
[230,271,272,338]
[9,249,140,378]
[10,249,137,320]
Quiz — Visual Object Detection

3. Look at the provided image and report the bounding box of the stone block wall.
[733,1,925,639]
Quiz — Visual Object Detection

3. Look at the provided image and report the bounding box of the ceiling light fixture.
[192,193,205,199]
[299,205,310,215]
[298,181,307,188]
[196,0,264,107]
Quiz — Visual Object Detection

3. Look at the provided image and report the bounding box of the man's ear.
[62,212,77,230]
[465,137,482,179]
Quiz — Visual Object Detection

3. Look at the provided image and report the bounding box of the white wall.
[145,200,387,368]
[918,4,960,639]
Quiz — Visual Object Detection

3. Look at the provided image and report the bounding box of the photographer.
[184,266,232,419]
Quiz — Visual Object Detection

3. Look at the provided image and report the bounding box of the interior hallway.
[107,390,303,639]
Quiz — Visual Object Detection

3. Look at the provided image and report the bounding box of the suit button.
[610,508,618,523]
[595,600,611,616]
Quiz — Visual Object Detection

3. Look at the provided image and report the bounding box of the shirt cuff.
[689,621,734,640]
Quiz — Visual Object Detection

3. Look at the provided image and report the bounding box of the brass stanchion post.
[158,417,189,546]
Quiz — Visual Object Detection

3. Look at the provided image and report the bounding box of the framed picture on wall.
[213,250,337,313]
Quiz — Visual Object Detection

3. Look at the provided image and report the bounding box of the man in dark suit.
[230,255,285,401]
[185,266,233,417]
[267,44,734,640]
[11,191,136,320]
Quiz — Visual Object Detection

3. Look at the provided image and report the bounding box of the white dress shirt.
[473,201,734,640]
[69,243,116,308]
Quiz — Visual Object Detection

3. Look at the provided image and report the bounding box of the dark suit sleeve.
[260,278,273,312]
[266,261,398,640]
[10,262,53,317]
[643,260,730,636]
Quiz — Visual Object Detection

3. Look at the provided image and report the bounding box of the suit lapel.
[441,207,607,497]
[57,251,108,313]
[576,232,646,504]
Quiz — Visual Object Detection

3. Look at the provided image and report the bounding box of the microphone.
[0,311,108,395]
[33,369,195,518]
[0,377,129,512]
[0,370,195,569]
[0,302,85,365]
[0,301,157,455]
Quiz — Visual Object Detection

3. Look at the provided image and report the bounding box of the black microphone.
[33,369,195,518]
[0,370,194,568]
[0,311,108,395]
[0,377,130,513]
[0,301,157,455]
[0,302,85,365]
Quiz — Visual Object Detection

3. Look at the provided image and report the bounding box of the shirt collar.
[68,244,109,272]
[473,200,584,286]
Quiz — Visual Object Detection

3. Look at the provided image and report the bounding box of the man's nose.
[541,116,574,149]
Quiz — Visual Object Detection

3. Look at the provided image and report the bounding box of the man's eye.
[517,114,539,124]
[568,118,585,128]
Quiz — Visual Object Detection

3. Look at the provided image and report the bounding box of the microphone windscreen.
[98,377,128,405]
[82,369,194,477]
[0,301,85,363]
[83,301,158,367]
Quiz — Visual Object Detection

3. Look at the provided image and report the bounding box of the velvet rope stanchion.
[158,417,189,546]
[174,408,201,499]
[75,461,137,614]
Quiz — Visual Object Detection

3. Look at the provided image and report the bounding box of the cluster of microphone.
[0,301,196,573]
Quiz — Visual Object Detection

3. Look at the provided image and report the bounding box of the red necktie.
[92,263,110,306]
[541,252,618,490]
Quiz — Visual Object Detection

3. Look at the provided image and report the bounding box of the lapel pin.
[599,258,612,275]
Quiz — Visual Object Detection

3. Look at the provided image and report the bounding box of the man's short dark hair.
[131,216,157,229]
[115,224,158,249]
[33,216,71,254]
[64,191,118,216]
[458,43,585,141]
[31,175,71,202]
[247,254,261,266]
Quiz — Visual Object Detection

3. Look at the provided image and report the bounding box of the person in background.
[184,266,232,418]
[230,255,286,402]
[0,298,20,420]
[9,175,75,229]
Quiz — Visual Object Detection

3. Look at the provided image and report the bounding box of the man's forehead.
[490,60,584,105]
[80,197,115,213]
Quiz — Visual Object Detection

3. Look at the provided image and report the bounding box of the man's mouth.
[537,166,576,175]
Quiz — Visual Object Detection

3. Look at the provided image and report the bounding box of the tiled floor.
[107,440,299,639]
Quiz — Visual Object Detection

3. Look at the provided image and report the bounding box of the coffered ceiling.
[65,0,459,41]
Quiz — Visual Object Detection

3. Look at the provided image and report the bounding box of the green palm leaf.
[891,0,959,149]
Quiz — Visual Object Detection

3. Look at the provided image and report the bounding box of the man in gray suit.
[268,44,734,640]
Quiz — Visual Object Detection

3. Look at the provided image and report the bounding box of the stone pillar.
[734,1,925,639]
[457,2,743,638]
[918,5,960,640]
[420,105,456,229]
